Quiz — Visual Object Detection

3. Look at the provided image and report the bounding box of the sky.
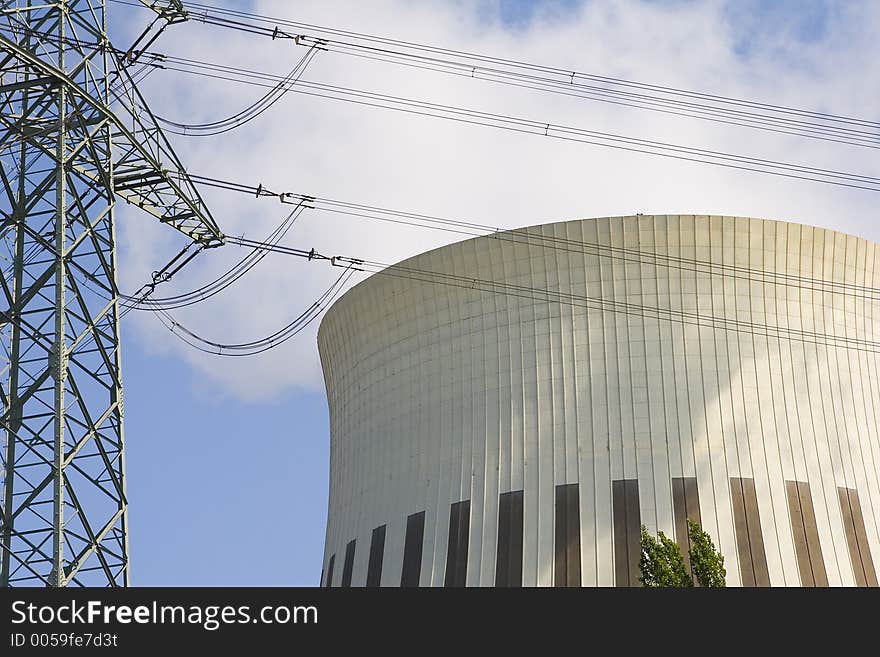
[104,0,880,585]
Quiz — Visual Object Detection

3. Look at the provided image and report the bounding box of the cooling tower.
[318,214,880,587]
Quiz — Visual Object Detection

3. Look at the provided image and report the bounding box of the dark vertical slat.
[624,479,641,587]
[400,511,425,588]
[839,488,866,586]
[554,484,568,587]
[495,492,511,587]
[366,524,386,587]
[681,477,702,582]
[741,478,770,586]
[730,477,756,587]
[612,480,628,587]
[445,500,470,587]
[459,500,471,586]
[672,477,701,578]
[444,503,459,587]
[341,539,356,588]
[797,481,827,587]
[457,500,471,586]
[566,484,581,587]
[786,480,813,586]
[496,490,524,587]
[847,488,878,587]
[509,490,524,587]
[839,487,866,586]
[672,477,689,562]
[325,554,335,588]
[553,484,580,587]
[684,477,702,527]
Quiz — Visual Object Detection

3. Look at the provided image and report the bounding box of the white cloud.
[113,0,880,401]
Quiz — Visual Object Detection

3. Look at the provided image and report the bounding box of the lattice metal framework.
[137,1,188,25]
[0,0,221,586]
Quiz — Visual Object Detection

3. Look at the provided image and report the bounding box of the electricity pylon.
[0,0,222,586]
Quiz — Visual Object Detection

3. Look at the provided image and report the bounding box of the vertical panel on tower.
[567,484,581,587]
[612,480,628,586]
[839,487,878,587]
[730,477,770,586]
[325,554,335,588]
[624,479,641,587]
[444,500,470,587]
[400,511,426,588]
[495,490,524,587]
[786,480,827,587]
[787,480,811,586]
[341,539,356,588]
[672,477,701,577]
[797,480,827,586]
[554,483,581,587]
[612,479,641,587]
[730,477,754,586]
[847,488,878,587]
[684,478,702,527]
[366,524,387,587]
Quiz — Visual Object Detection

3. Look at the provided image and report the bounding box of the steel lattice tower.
[1,0,222,586]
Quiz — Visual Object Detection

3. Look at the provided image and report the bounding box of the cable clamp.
[151,270,171,284]
[331,256,364,271]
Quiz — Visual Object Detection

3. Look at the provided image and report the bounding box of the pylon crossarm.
[136,0,188,25]
[0,31,224,247]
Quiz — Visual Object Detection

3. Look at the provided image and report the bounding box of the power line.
[21,3,876,358]
[116,220,880,360]
[72,202,344,358]
[112,0,880,150]
[79,173,880,358]
[134,53,880,194]
[153,44,321,136]
[120,202,306,310]
[184,172,880,304]
[127,171,880,357]
[74,215,346,358]
[205,237,880,357]
[193,11,880,150]
[143,264,356,356]
[13,16,880,195]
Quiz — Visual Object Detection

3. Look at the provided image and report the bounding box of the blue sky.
[123,345,329,585]
[107,0,878,585]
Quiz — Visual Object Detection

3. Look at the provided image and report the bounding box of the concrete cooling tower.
[317,214,880,587]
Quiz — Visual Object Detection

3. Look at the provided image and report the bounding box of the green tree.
[687,518,726,587]
[638,524,693,587]
[639,520,727,588]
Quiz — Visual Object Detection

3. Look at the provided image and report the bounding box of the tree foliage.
[638,525,693,587]
[638,520,727,587]
[687,518,726,587]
